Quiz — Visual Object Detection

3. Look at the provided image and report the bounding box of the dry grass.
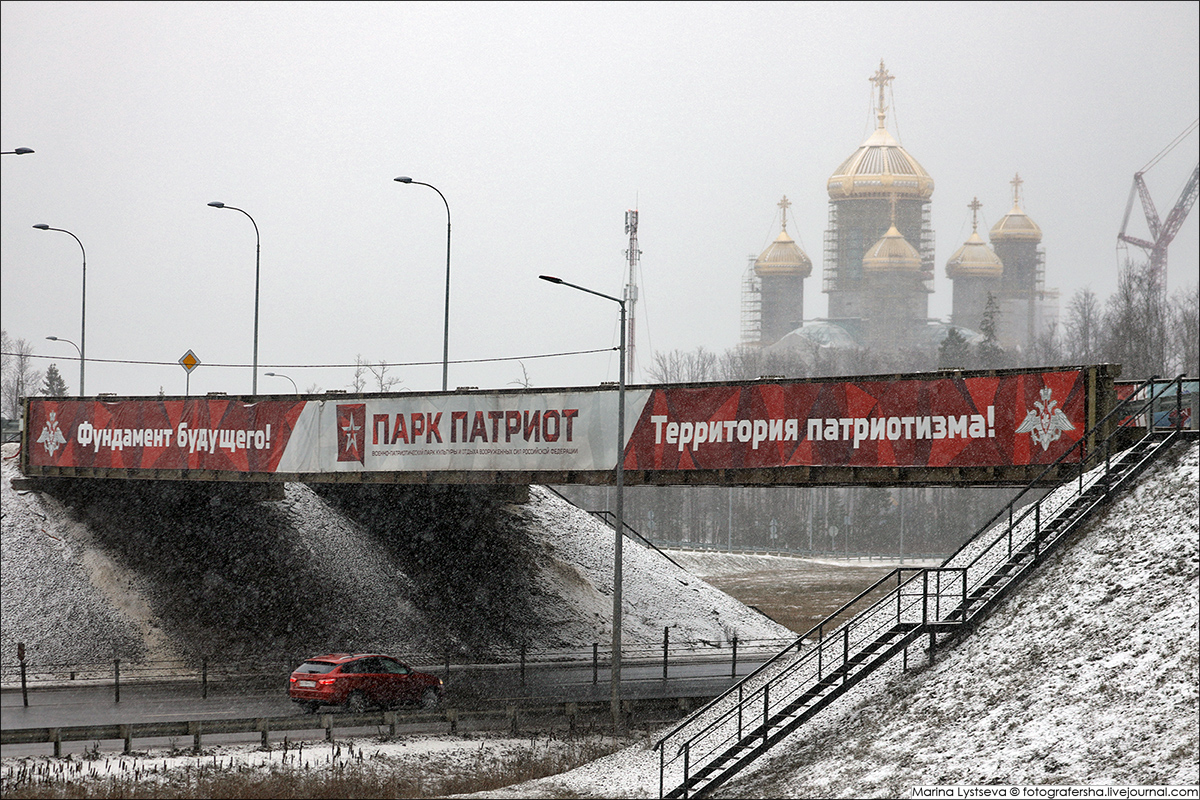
[1,732,634,799]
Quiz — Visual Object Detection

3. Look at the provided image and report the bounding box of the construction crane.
[1117,118,1199,286]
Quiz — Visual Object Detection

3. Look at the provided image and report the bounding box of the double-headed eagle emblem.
[1016,386,1074,450]
[37,411,68,457]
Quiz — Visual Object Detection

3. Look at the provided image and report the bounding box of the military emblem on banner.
[336,404,366,464]
[38,411,68,458]
[1016,386,1075,451]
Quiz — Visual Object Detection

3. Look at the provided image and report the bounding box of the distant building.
[946,197,1003,334]
[751,196,812,348]
[989,173,1056,352]
[741,61,1058,361]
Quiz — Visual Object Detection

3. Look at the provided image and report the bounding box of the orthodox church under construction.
[741,61,1059,362]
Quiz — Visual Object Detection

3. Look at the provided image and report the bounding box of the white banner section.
[274,390,652,474]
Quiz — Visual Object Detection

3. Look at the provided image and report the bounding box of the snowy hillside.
[472,440,1199,796]
[0,443,789,670]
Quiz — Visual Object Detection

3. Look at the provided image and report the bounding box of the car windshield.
[293,661,337,674]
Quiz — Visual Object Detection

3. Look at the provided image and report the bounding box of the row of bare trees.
[613,260,1197,557]
[646,261,1197,385]
[1,330,72,421]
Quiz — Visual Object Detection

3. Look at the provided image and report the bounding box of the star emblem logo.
[335,404,366,464]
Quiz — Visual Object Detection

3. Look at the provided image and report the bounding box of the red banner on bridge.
[623,369,1086,470]
[22,368,1092,479]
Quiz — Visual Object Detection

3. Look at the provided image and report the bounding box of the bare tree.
[509,361,532,389]
[647,346,718,383]
[1103,260,1168,380]
[1063,287,1103,364]
[1168,283,1199,377]
[1027,321,1063,367]
[350,356,368,393]
[367,360,402,392]
[1,332,43,419]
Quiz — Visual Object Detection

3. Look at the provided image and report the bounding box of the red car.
[288,653,444,713]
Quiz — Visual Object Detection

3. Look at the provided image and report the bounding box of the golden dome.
[754,229,812,277]
[827,62,934,200]
[863,224,922,273]
[947,231,1003,278]
[754,195,812,277]
[989,173,1042,243]
[947,197,1003,278]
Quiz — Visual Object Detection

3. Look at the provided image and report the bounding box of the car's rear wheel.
[346,690,368,714]
[420,688,440,710]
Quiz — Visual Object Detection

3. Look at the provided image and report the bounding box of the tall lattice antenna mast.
[624,209,641,382]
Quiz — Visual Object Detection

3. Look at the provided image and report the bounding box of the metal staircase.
[655,374,1193,799]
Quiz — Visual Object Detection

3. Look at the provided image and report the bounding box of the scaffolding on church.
[739,254,762,346]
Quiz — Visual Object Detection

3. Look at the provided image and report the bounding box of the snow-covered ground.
[2,441,1196,796]
[0,444,790,670]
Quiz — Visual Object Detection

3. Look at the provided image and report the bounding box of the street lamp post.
[264,371,299,395]
[208,202,261,395]
[44,337,82,396]
[538,274,627,728]
[33,225,86,395]
[394,177,452,392]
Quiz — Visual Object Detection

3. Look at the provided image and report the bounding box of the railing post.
[842,627,849,684]
[731,636,738,680]
[659,741,664,800]
[738,684,743,738]
[663,626,669,681]
[592,642,598,685]
[763,683,770,745]
[922,570,929,625]
[1175,376,1183,432]
[1008,505,1013,558]
[935,569,942,621]
[19,661,28,708]
[114,657,120,704]
[961,569,967,617]
[682,741,690,800]
[201,658,208,699]
[1035,504,1041,559]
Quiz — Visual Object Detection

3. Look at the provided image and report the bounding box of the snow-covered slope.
[471,440,1200,797]
[0,444,789,669]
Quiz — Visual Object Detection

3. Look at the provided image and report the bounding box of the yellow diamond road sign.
[178,350,201,373]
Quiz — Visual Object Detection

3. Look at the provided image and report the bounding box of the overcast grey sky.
[3,1,1197,397]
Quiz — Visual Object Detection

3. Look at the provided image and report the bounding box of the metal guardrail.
[1,696,709,757]
[1,635,799,704]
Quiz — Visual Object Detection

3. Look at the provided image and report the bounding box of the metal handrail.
[655,373,1190,799]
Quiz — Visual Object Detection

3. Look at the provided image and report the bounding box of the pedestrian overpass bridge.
[17,364,1192,491]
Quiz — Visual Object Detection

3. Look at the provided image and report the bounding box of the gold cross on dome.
[778,195,791,231]
[870,60,895,128]
[968,197,982,231]
[1011,173,1024,206]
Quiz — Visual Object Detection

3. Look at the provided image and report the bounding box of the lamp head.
[46,336,59,341]
[14,147,34,155]
[207,201,225,208]
[33,223,50,230]
[539,275,563,285]
[264,372,278,377]
[394,176,413,183]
